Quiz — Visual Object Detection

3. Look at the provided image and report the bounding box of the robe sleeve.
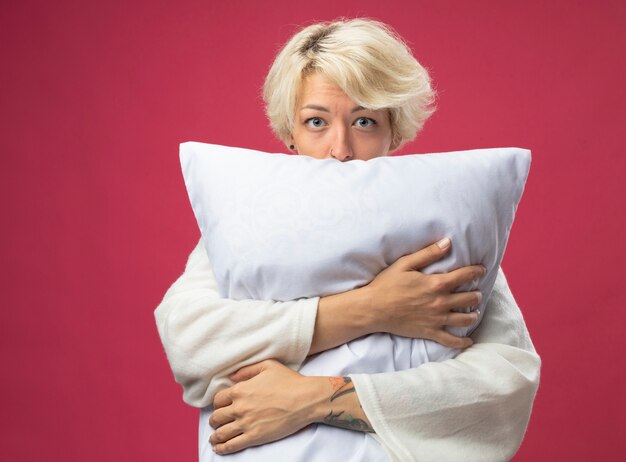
[350,268,541,462]
[154,238,319,407]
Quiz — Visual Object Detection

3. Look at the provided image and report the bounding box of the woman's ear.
[389,136,402,153]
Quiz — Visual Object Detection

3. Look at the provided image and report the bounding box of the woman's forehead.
[297,73,387,118]
[297,73,357,109]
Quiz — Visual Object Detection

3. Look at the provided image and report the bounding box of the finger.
[443,264,487,290]
[431,330,474,349]
[209,421,243,446]
[229,361,268,383]
[213,388,234,409]
[213,432,254,455]
[399,238,451,271]
[442,310,480,328]
[209,408,235,429]
[442,291,483,311]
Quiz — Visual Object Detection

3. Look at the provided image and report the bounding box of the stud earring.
[289,144,295,150]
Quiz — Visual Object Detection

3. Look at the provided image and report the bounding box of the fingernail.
[437,237,450,249]
[476,292,482,303]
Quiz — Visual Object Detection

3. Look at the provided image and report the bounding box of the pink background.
[2,0,625,460]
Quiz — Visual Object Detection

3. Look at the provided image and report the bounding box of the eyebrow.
[300,104,367,113]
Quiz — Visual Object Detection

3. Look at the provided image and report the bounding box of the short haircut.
[263,18,436,151]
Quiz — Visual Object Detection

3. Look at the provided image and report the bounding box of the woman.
[155,19,540,461]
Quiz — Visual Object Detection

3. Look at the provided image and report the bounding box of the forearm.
[309,288,374,355]
[308,376,374,432]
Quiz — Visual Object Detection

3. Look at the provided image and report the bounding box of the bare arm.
[155,237,480,407]
[209,269,540,459]
[208,238,497,455]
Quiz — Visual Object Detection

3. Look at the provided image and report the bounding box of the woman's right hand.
[310,238,485,354]
[360,237,485,348]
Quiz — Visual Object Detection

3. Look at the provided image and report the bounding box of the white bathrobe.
[154,239,540,462]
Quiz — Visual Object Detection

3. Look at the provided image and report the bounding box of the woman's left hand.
[209,359,324,455]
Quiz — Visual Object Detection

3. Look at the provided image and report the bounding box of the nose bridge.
[330,121,352,161]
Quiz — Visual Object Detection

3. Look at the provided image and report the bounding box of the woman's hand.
[209,360,374,455]
[310,238,485,354]
[209,360,322,455]
[364,237,485,345]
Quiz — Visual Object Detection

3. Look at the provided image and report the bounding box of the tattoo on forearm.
[325,377,374,432]
[330,377,355,402]
[323,410,374,432]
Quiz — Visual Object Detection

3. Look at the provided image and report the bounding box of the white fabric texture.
[155,241,540,462]
[351,269,540,462]
[154,239,318,406]
[179,142,531,316]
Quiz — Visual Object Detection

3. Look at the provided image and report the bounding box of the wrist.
[330,285,377,336]
[302,376,334,423]
[311,286,376,355]
[353,285,379,334]
[306,375,375,433]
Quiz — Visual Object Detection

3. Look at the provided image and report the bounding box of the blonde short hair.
[263,18,436,151]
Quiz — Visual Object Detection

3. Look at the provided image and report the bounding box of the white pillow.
[180,142,530,333]
[184,142,530,462]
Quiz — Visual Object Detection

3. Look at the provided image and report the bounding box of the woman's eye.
[305,117,326,128]
[355,117,376,128]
